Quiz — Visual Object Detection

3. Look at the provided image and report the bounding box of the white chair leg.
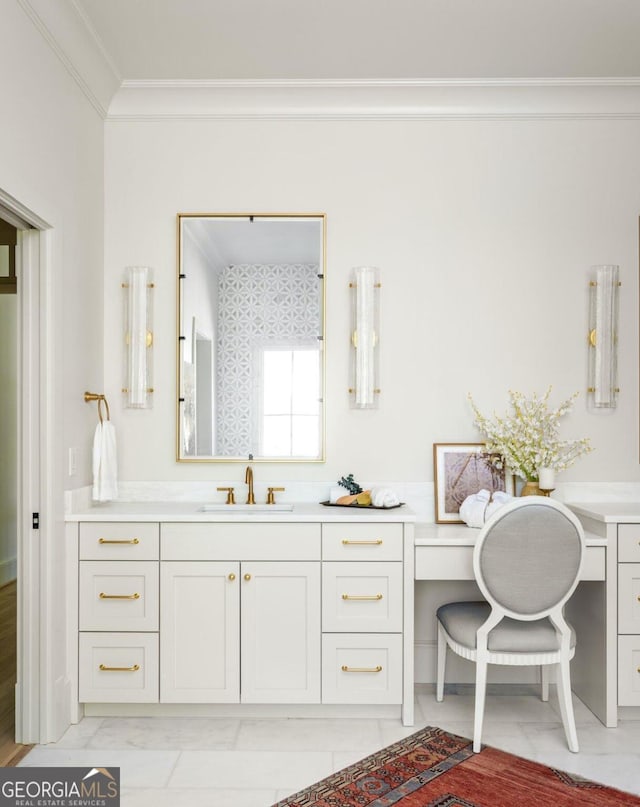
[473,657,488,753]
[436,622,447,702]
[556,657,579,753]
[540,664,550,702]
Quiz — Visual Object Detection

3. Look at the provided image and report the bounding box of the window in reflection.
[261,347,320,457]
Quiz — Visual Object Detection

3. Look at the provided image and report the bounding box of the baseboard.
[84,702,402,719]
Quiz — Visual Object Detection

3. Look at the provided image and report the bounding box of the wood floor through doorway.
[0,580,31,766]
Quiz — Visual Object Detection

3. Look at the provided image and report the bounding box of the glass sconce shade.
[588,264,619,410]
[123,266,154,408]
[349,266,380,409]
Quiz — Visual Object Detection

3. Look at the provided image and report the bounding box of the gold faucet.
[245,465,255,504]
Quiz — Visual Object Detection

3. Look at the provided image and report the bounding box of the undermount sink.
[199,503,294,512]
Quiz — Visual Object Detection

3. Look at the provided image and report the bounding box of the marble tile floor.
[18,685,640,806]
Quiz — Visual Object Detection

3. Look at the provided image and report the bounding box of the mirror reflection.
[178,214,325,461]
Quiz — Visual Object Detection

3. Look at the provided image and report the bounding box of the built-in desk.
[414,520,613,727]
[414,523,606,581]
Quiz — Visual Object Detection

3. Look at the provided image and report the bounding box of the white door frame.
[2,188,55,744]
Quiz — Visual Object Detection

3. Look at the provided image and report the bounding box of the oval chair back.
[473,496,584,621]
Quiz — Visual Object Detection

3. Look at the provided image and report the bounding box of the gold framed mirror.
[177,213,326,462]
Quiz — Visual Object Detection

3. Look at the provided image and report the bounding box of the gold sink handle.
[217,486,235,505]
[266,486,285,505]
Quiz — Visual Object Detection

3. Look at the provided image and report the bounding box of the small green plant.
[337,474,363,495]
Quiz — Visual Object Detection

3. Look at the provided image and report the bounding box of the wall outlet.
[68,447,79,476]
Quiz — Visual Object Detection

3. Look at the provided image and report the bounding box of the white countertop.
[65,501,417,523]
[415,521,606,546]
[567,501,640,523]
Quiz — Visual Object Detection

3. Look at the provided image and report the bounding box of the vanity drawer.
[79,522,159,560]
[161,523,320,560]
[618,525,640,563]
[618,636,640,706]
[79,561,159,631]
[618,564,640,634]
[322,562,403,632]
[321,633,402,704]
[79,632,159,703]
[322,523,403,561]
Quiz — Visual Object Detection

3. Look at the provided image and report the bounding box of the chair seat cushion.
[437,601,576,653]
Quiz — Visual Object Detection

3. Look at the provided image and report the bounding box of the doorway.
[1,188,57,750]
[0,218,27,763]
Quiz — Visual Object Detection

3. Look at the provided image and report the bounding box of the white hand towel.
[370,487,400,508]
[459,489,491,528]
[92,421,118,502]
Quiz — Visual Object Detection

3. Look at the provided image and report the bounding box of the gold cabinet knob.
[244,573,251,581]
[228,573,236,581]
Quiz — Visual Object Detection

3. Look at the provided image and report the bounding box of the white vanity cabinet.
[77,522,160,703]
[617,525,640,706]
[568,503,640,726]
[321,523,405,704]
[70,506,415,724]
[160,523,321,705]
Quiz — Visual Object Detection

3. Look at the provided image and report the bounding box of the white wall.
[0,2,106,498]
[1,1,107,738]
[104,116,640,493]
[0,295,17,584]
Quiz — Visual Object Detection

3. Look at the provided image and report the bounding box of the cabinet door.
[241,561,320,703]
[160,561,239,703]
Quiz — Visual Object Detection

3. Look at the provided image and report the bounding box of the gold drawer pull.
[341,539,383,546]
[99,538,140,545]
[228,573,236,581]
[244,574,251,581]
[341,665,382,673]
[99,663,140,672]
[99,592,140,600]
[341,593,383,601]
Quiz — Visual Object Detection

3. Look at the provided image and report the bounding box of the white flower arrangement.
[468,387,592,482]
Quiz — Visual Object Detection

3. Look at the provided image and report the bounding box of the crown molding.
[18,0,121,118]
[108,78,640,121]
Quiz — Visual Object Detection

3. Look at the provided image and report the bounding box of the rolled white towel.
[370,487,400,508]
[485,490,514,521]
[459,489,491,528]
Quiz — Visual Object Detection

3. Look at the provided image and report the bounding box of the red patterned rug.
[272,726,640,806]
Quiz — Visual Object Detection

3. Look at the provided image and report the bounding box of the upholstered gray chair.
[436,496,585,753]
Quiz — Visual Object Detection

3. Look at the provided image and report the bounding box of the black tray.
[320,500,404,510]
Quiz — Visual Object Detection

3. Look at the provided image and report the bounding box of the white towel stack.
[370,487,400,508]
[459,489,513,528]
[92,421,118,502]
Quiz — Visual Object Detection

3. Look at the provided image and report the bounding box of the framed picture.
[433,443,509,524]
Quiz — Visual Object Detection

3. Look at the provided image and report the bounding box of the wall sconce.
[123,266,154,408]
[349,266,380,409]
[587,264,620,410]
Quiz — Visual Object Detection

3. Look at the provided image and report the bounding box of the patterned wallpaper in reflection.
[216,264,320,456]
